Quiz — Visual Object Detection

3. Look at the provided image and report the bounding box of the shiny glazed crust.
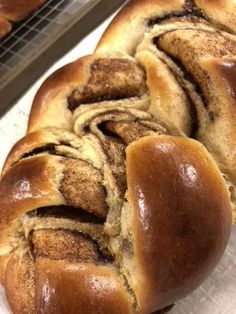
[0,0,235,313]
[126,135,231,312]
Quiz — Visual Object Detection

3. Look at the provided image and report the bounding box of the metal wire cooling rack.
[0,0,125,117]
[0,0,74,72]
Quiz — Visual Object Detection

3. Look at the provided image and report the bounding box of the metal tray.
[0,0,126,117]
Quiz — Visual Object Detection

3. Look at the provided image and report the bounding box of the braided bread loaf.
[0,1,235,313]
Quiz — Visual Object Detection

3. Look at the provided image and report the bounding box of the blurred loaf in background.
[0,0,46,39]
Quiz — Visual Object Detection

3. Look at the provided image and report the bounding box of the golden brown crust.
[69,58,147,110]
[0,156,64,227]
[0,18,11,39]
[2,128,62,176]
[193,58,236,223]
[0,151,109,253]
[35,259,132,314]
[126,135,232,312]
[0,155,64,256]
[196,58,236,164]
[0,255,11,285]
[28,55,95,133]
[32,229,100,262]
[2,127,104,177]
[212,59,236,98]
[96,0,185,55]
[136,50,192,135]
[5,250,35,314]
[198,58,236,122]
[28,55,147,133]
[194,0,236,33]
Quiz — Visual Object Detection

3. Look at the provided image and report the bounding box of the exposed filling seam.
[139,120,169,134]
[153,26,236,49]
[143,21,236,60]
[152,40,209,136]
[78,117,143,310]
[88,114,156,136]
[13,144,102,173]
[73,95,149,117]
[68,94,147,112]
[27,206,105,224]
[98,122,126,144]
[148,12,207,27]
[147,0,236,36]
[28,228,112,263]
[148,0,208,27]
[20,144,76,159]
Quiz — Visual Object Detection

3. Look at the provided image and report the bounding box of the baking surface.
[0,8,235,314]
